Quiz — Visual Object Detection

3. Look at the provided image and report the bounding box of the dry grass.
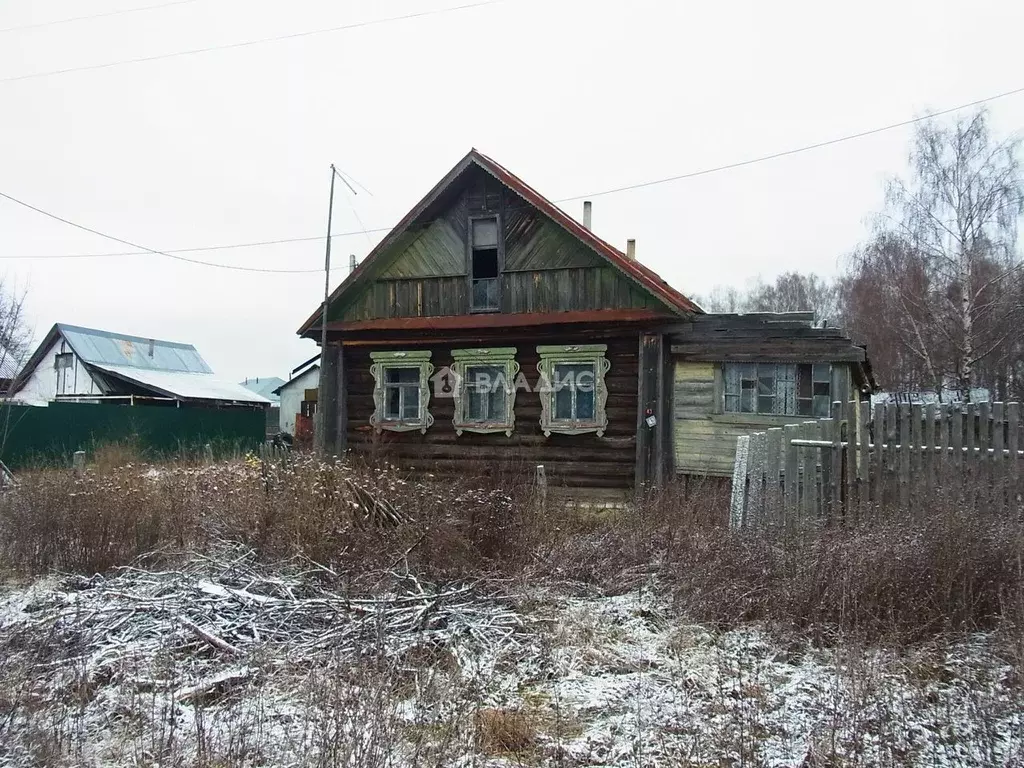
[474,706,538,756]
[669,499,1024,644]
[1,452,1023,767]
[1,454,1022,647]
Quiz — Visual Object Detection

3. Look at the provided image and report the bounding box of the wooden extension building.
[297,150,872,496]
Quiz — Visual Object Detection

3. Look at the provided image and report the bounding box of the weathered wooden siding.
[672,361,854,477]
[344,335,639,490]
[377,219,465,279]
[332,166,669,323]
[340,277,468,321]
[503,207,601,271]
[501,267,656,314]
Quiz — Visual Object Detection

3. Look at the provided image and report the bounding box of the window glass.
[576,387,595,420]
[472,218,498,248]
[554,387,573,420]
[402,387,420,420]
[383,366,420,420]
[724,362,829,417]
[385,386,402,419]
[465,365,506,423]
[386,367,419,384]
[553,363,595,422]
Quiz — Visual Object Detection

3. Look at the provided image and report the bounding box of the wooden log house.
[296,150,873,497]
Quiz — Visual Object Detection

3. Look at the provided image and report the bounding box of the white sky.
[1,0,1022,382]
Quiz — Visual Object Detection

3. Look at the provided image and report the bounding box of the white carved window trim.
[451,347,519,436]
[536,344,611,437]
[369,350,434,434]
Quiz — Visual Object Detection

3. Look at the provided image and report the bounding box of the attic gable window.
[470,216,500,312]
[451,348,519,436]
[370,351,434,433]
[537,344,611,437]
[723,363,831,418]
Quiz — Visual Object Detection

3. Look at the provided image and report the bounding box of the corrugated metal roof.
[57,323,213,373]
[93,364,271,404]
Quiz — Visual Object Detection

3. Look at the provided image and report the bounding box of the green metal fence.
[0,401,265,468]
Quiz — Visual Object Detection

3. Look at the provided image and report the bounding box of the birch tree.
[847,110,1023,397]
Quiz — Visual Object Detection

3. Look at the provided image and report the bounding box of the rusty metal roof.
[297,149,700,335]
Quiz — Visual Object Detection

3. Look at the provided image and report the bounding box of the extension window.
[723,362,832,418]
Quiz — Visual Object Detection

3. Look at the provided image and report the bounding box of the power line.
[554,85,1024,202]
[0,0,503,84]
[0,0,205,35]
[0,189,325,273]
[3,84,1022,268]
[0,228,390,261]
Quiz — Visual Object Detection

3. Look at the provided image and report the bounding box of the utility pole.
[315,165,337,455]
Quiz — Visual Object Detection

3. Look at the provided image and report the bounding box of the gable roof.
[58,323,212,373]
[11,323,269,405]
[297,149,699,335]
[239,376,286,403]
[272,363,320,396]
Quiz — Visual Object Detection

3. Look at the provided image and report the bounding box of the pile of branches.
[3,544,525,696]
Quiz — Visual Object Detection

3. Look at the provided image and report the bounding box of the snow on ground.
[0,565,1021,767]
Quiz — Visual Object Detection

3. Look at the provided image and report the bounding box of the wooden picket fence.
[730,400,1024,527]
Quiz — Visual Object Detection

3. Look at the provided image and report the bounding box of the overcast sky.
[1,0,1022,382]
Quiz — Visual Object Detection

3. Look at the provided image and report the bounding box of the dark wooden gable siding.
[334,166,670,323]
[343,334,639,490]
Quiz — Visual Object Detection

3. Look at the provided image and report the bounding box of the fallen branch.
[177,615,243,656]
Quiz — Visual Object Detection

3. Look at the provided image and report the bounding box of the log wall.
[343,334,639,490]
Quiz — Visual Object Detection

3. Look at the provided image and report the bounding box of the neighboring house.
[295,149,872,494]
[273,357,319,437]
[240,376,286,437]
[239,377,285,405]
[10,324,270,409]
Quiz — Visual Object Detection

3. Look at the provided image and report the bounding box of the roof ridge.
[55,323,199,350]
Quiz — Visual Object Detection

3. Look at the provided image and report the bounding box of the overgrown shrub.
[670,503,1024,644]
[2,455,1022,645]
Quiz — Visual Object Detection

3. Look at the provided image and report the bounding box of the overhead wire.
[2,85,1022,271]
[0,0,503,84]
[0,190,325,274]
[0,0,206,35]
[553,85,1024,202]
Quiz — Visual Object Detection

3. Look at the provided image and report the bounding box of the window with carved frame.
[536,344,610,436]
[451,347,519,436]
[369,350,434,433]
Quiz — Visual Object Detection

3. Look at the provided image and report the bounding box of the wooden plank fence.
[730,400,1024,527]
